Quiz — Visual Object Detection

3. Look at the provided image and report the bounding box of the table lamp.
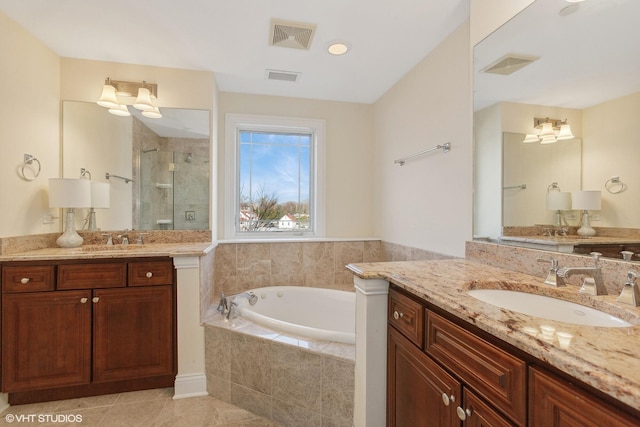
[49,178,91,247]
[572,191,601,237]
[546,192,571,227]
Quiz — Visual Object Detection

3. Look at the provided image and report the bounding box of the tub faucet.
[556,252,607,296]
[217,291,258,319]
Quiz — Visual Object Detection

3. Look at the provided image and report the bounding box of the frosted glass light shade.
[108,103,131,117]
[49,178,91,208]
[142,106,162,118]
[522,134,540,143]
[539,134,557,144]
[539,122,555,137]
[546,192,571,210]
[90,182,110,209]
[133,87,154,111]
[572,190,601,210]
[556,124,574,141]
[97,84,119,108]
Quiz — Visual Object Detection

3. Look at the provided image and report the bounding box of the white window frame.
[224,113,326,239]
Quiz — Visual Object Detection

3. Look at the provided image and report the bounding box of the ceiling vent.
[269,19,316,50]
[482,54,539,76]
[265,69,300,83]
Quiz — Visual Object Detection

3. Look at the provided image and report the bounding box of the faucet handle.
[626,271,639,284]
[102,233,113,245]
[590,252,602,267]
[537,257,558,270]
[136,233,148,245]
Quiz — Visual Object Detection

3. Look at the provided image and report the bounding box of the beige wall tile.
[271,345,323,412]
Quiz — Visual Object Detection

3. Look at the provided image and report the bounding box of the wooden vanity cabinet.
[529,367,638,427]
[1,258,176,403]
[388,286,523,427]
[388,285,640,427]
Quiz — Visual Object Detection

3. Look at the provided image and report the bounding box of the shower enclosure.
[135,148,209,230]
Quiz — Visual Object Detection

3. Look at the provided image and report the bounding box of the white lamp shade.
[539,134,557,144]
[572,190,601,210]
[108,103,131,117]
[546,192,571,211]
[142,106,162,118]
[556,124,574,141]
[522,134,540,143]
[97,84,119,108]
[49,178,91,208]
[133,87,154,111]
[539,122,555,137]
[90,182,111,209]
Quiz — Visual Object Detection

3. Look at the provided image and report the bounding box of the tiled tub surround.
[204,312,355,427]
[212,239,452,299]
[347,258,640,412]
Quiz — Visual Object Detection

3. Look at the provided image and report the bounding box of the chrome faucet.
[217,291,258,319]
[537,258,560,286]
[617,271,640,306]
[556,252,607,295]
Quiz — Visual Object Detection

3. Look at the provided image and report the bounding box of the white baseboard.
[173,373,208,400]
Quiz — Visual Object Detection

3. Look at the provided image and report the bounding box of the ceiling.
[474,0,640,111]
[0,0,468,104]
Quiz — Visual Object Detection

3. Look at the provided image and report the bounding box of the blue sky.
[239,131,311,205]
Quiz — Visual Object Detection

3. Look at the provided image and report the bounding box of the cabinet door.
[2,291,92,392]
[93,285,175,383]
[459,388,517,427]
[388,327,461,427]
[529,367,638,427]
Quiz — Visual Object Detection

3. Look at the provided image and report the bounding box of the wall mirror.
[473,0,640,245]
[62,101,210,231]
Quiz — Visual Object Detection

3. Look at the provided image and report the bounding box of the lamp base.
[576,210,596,237]
[56,209,84,248]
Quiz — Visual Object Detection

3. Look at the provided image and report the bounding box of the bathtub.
[235,286,355,344]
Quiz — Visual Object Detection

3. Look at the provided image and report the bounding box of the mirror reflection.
[473,0,640,243]
[62,101,210,231]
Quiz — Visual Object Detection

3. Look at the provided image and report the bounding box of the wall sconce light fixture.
[97,78,162,118]
[523,117,574,144]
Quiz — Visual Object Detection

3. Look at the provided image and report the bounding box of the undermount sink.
[467,289,632,328]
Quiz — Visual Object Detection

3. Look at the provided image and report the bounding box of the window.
[225,114,325,238]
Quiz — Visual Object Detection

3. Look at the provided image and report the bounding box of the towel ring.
[605,176,626,194]
[19,154,41,181]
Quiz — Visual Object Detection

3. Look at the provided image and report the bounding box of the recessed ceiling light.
[327,41,350,56]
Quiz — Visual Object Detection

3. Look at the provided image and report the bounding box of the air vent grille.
[266,69,300,83]
[270,19,316,50]
[482,54,539,75]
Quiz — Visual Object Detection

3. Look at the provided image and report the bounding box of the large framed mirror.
[62,101,210,231]
[473,0,640,248]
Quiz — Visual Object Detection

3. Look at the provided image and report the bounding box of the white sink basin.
[467,289,632,328]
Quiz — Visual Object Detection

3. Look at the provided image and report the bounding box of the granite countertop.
[347,258,640,411]
[500,235,640,246]
[0,242,216,261]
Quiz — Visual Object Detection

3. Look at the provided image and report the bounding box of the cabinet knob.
[456,406,472,421]
[20,277,30,284]
[146,271,153,278]
[441,393,455,406]
[393,310,404,320]
[80,298,88,304]
[92,297,100,303]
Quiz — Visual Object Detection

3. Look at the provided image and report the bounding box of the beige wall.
[583,92,640,228]
[0,11,61,238]
[216,92,374,239]
[470,0,534,45]
[371,22,473,257]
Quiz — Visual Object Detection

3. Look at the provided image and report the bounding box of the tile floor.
[0,388,281,427]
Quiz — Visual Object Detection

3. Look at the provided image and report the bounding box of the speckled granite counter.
[0,242,215,261]
[499,235,640,254]
[347,258,640,411]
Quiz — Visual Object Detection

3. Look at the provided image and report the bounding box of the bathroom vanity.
[0,252,181,404]
[348,259,640,426]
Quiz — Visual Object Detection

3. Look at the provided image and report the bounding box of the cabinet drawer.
[2,266,55,293]
[426,311,526,426]
[128,260,174,286]
[58,263,126,290]
[389,288,424,347]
